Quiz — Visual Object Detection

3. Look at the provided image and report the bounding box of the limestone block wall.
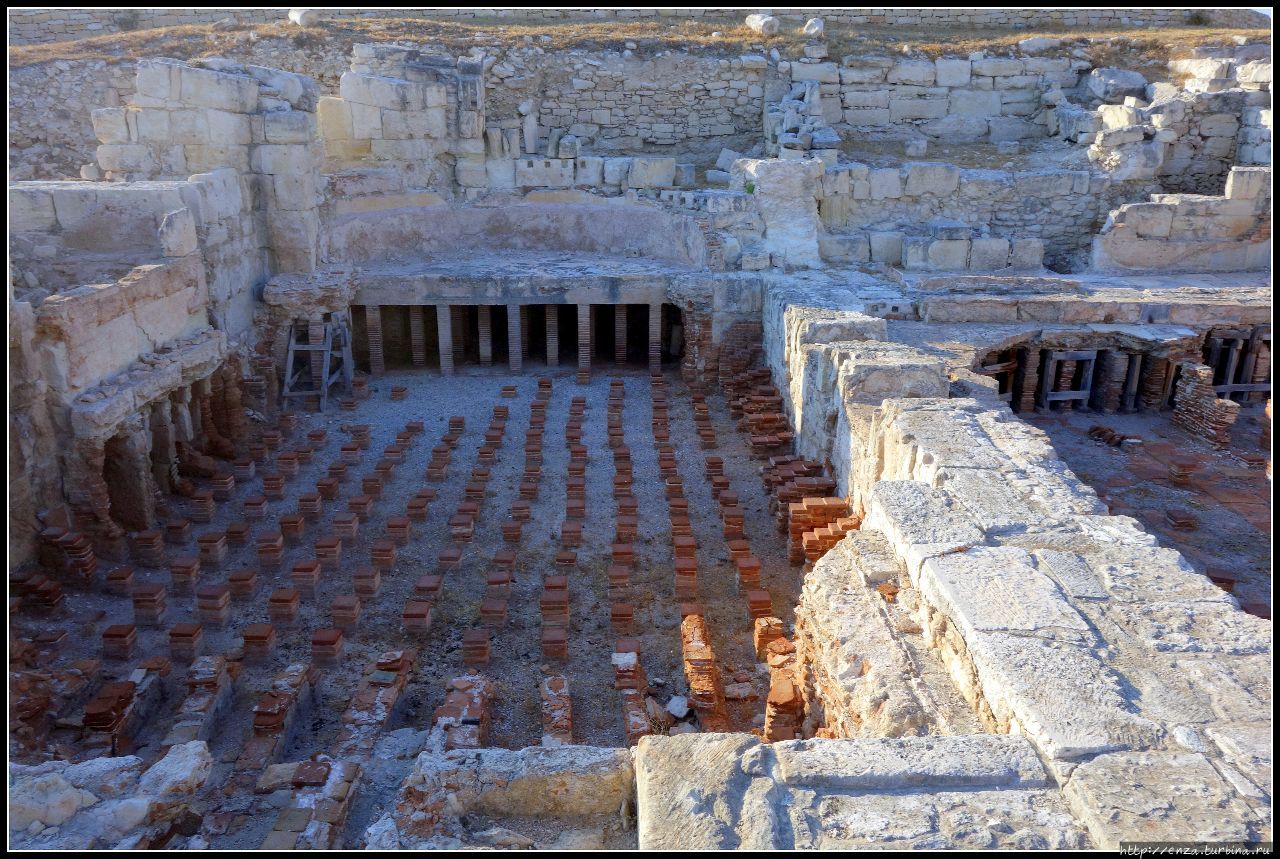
[1171,54,1272,96]
[1238,105,1273,166]
[1087,87,1269,193]
[761,279,888,454]
[1092,165,1272,273]
[32,255,210,401]
[10,180,174,303]
[487,50,769,159]
[89,58,322,277]
[815,161,1131,270]
[318,45,468,191]
[10,168,268,336]
[815,53,1083,143]
[322,197,712,269]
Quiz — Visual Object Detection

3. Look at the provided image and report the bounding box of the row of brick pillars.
[361,303,665,379]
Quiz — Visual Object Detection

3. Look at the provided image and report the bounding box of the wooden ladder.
[281,314,354,411]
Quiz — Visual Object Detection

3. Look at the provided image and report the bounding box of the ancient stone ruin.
[7,7,1273,851]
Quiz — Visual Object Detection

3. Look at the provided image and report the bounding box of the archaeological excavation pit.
[8,7,1273,852]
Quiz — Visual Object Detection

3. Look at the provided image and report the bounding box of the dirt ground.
[11,12,1268,71]
[1024,405,1272,612]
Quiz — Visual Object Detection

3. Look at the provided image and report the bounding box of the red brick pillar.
[545,306,560,367]
[436,305,454,375]
[648,302,662,376]
[365,305,385,377]
[478,306,493,367]
[507,304,523,373]
[450,306,465,368]
[615,304,628,366]
[409,307,428,367]
[577,303,591,384]
[1017,346,1040,413]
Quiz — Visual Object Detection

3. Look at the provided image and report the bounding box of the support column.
[520,306,531,360]
[435,305,454,375]
[1140,357,1170,411]
[409,306,428,367]
[68,437,126,560]
[648,303,662,375]
[198,378,233,457]
[171,387,195,444]
[1248,337,1271,403]
[1054,359,1076,411]
[507,303,523,373]
[1097,351,1126,414]
[450,306,465,367]
[307,317,326,388]
[150,400,178,493]
[577,303,591,384]
[191,378,213,449]
[365,305,385,377]
[1121,352,1143,413]
[105,415,160,532]
[221,358,246,447]
[545,306,560,367]
[615,304,628,366]
[1036,351,1057,412]
[1015,347,1039,413]
[478,306,493,367]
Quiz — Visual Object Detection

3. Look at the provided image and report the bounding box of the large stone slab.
[1063,751,1265,849]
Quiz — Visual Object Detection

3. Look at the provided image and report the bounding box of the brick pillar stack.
[507,304,522,373]
[1172,362,1240,448]
[648,302,662,375]
[615,304,627,366]
[1017,346,1040,413]
[477,306,492,367]
[576,303,590,384]
[409,307,427,367]
[450,306,465,367]
[365,305,384,377]
[435,305,454,375]
[545,306,560,367]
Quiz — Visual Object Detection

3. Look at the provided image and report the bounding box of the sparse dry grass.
[9,13,1270,73]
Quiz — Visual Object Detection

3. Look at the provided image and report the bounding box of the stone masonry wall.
[490,51,768,160]
[9,8,1269,46]
[816,161,1148,271]
[798,53,1084,143]
[1093,165,1272,273]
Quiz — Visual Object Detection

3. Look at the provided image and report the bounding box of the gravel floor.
[13,362,809,848]
[1026,406,1272,610]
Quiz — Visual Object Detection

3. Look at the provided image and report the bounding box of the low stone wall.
[1092,165,1272,272]
[9,60,135,180]
[9,8,1268,47]
[803,53,1082,143]
[489,51,769,159]
[816,161,1134,271]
